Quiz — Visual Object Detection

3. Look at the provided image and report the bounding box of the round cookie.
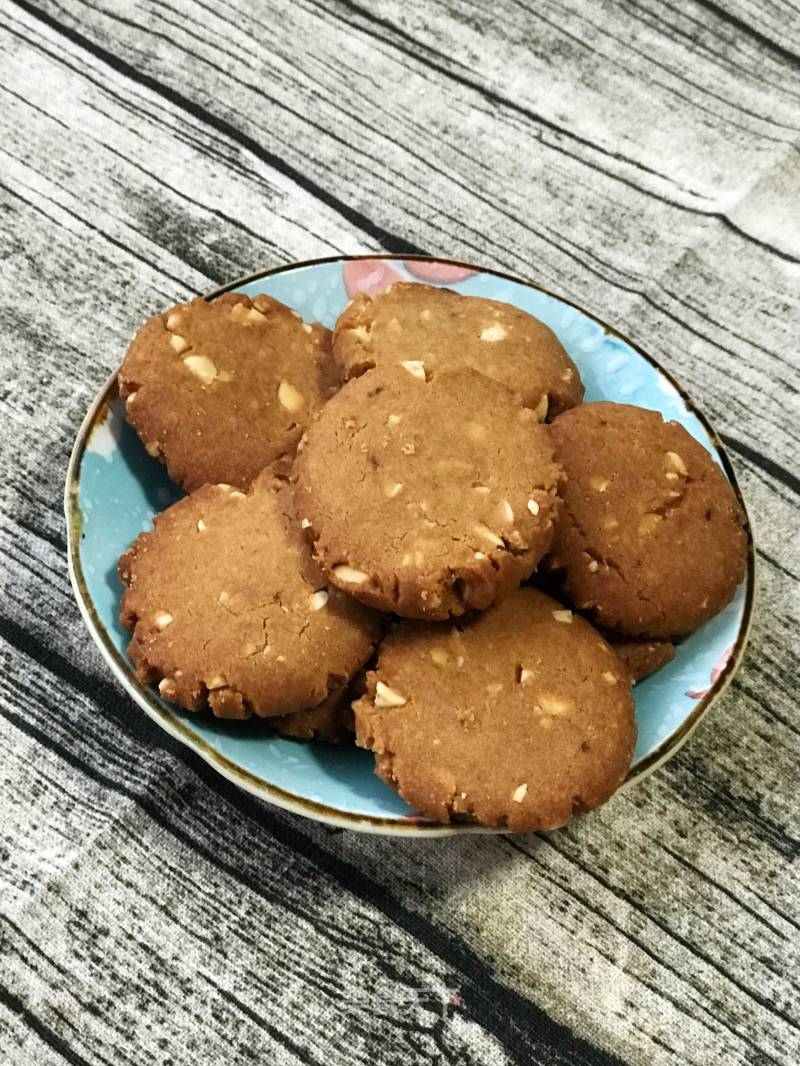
[548,402,748,638]
[353,587,636,831]
[333,282,583,418]
[119,293,336,491]
[118,471,380,718]
[293,365,564,619]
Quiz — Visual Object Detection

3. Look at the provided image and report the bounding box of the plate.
[65,256,755,834]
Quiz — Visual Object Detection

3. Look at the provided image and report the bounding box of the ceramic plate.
[65,256,755,834]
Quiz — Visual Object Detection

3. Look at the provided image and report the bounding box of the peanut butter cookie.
[353,587,636,831]
[118,471,379,719]
[119,293,336,491]
[548,402,747,637]
[333,282,583,417]
[293,365,564,619]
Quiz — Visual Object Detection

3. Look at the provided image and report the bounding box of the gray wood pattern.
[1,1,798,1063]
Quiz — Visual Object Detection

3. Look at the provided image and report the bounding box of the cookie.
[118,471,379,718]
[119,293,336,491]
[353,588,636,831]
[548,402,747,638]
[270,686,353,742]
[293,365,564,619]
[602,633,676,683]
[333,282,583,418]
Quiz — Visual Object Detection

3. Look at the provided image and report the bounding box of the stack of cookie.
[117,282,747,831]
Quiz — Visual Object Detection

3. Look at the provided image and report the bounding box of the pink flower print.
[343,259,403,298]
[687,644,734,699]
[404,259,478,284]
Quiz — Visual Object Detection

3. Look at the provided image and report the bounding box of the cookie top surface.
[118,293,336,491]
[332,283,583,417]
[353,587,636,831]
[549,402,748,638]
[293,365,564,619]
[118,471,379,718]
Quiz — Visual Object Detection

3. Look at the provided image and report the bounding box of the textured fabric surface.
[1,2,798,1063]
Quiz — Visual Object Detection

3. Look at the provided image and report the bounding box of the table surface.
[1,2,798,1064]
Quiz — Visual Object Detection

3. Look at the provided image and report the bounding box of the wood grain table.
[1,2,798,1063]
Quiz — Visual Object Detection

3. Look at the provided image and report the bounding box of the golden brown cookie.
[602,633,676,683]
[333,282,583,417]
[293,365,564,619]
[118,471,380,719]
[548,403,747,638]
[353,588,636,831]
[269,686,354,742]
[119,293,336,491]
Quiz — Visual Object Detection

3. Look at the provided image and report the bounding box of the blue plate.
[65,256,755,834]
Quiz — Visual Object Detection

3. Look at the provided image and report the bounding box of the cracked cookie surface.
[548,402,747,638]
[292,365,564,619]
[119,293,336,491]
[353,587,636,831]
[118,471,380,719]
[332,282,583,417]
